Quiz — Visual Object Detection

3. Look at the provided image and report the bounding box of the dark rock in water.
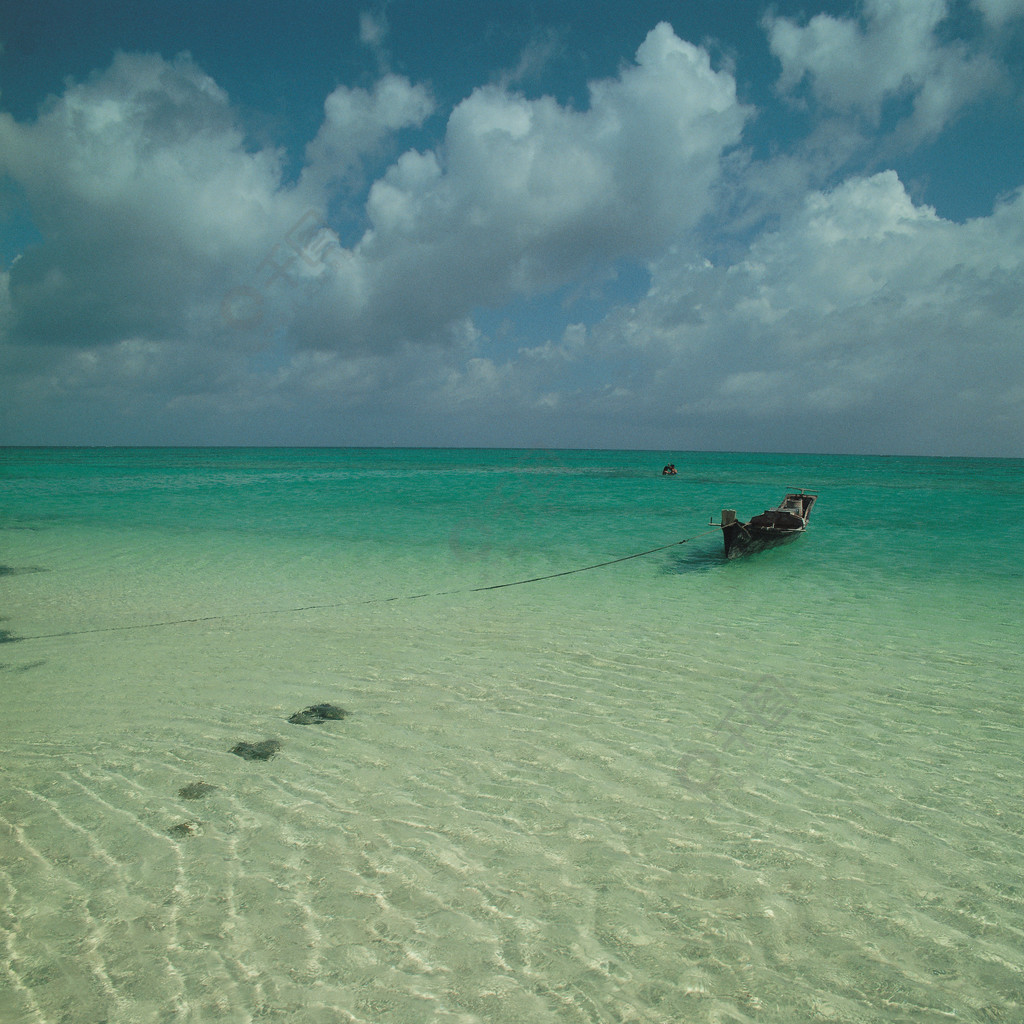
[179,781,217,800]
[168,820,203,837]
[230,739,282,761]
[288,703,349,725]
[0,630,22,644]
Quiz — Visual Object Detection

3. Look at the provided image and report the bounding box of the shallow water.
[2,448,1022,1022]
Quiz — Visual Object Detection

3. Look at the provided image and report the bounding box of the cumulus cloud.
[0,49,440,358]
[300,75,434,194]
[1,13,1021,454]
[766,0,1007,143]
[0,52,314,348]
[565,171,1024,452]
[290,22,749,351]
[0,25,745,361]
[975,0,1024,25]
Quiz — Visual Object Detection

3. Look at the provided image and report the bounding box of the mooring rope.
[465,528,720,592]
[7,526,722,643]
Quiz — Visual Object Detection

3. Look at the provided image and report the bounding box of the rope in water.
[465,526,721,592]
[8,525,722,643]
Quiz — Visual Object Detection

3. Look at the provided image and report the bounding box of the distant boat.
[714,491,817,558]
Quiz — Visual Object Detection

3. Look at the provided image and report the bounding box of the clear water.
[2,447,1022,1023]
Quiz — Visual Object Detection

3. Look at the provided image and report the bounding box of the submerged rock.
[179,781,217,800]
[230,739,282,761]
[167,820,203,838]
[288,703,349,725]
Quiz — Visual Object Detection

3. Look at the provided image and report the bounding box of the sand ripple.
[2,606,1023,1023]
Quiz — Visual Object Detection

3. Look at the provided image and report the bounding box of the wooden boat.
[714,491,817,558]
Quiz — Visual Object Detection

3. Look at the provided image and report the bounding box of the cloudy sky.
[1,0,1022,455]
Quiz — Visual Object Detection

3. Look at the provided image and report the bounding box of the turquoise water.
[1,447,1022,1023]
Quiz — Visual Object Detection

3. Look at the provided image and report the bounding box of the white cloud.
[300,74,434,193]
[569,171,1024,452]
[291,22,749,351]
[1,15,1021,455]
[0,25,746,364]
[767,0,1004,142]
[500,28,565,89]
[975,0,1024,25]
[0,51,314,348]
[359,10,389,49]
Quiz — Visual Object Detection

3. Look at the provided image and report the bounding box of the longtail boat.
[714,491,817,558]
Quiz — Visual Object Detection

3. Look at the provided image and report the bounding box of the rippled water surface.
[2,448,1022,1023]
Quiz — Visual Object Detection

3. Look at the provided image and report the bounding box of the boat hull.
[719,492,816,558]
[722,521,805,558]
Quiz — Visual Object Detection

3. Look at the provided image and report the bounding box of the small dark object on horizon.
[179,781,217,800]
[230,739,282,761]
[288,703,349,725]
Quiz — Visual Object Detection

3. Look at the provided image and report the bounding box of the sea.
[1,446,1021,1024]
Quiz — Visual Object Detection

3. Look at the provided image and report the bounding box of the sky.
[1,0,1023,456]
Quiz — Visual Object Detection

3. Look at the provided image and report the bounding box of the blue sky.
[1,0,1023,455]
